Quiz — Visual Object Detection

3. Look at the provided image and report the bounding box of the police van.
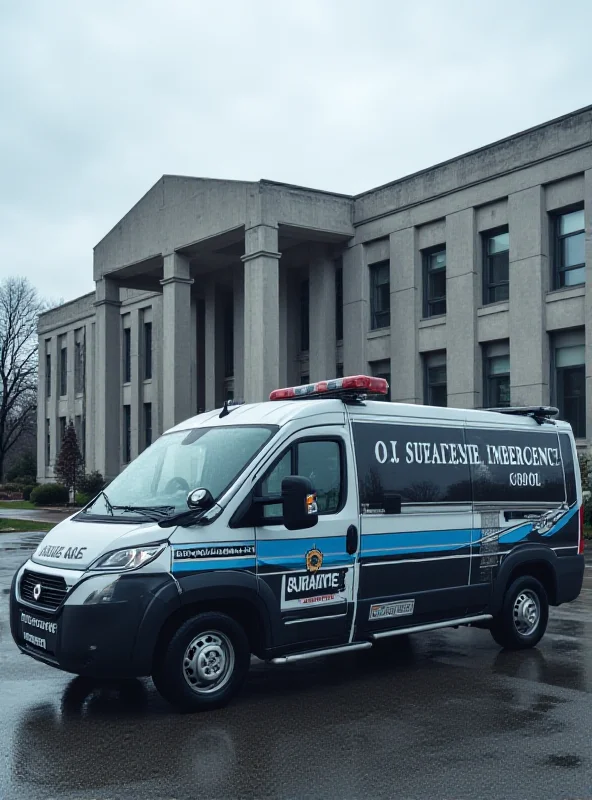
[10,376,586,712]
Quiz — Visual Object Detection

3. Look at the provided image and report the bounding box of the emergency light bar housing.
[269,375,389,402]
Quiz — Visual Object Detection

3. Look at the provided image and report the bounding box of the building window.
[336,363,344,378]
[224,303,234,378]
[144,403,152,449]
[553,332,585,438]
[59,345,67,396]
[45,353,51,397]
[123,405,131,463]
[144,321,152,380]
[59,416,67,453]
[370,261,390,330]
[423,248,446,317]
[46,419,51,466]
[554,208,585,289]
[335,259,343,341]
[483,229,509,304]
[424,352,447,407]
[123,327,131,383]
[370,359,391,401]
[301,373,309,386]
[74,338,85,394]
[484,342,510,408]
[300,279,310,352]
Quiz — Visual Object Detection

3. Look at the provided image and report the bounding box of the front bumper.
[10,567,180,678]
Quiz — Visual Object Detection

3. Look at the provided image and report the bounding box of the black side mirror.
[281,476,318,531]
[187,488,215,510]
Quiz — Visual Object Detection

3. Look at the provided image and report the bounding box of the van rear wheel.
[490,576,548,650]
[152,612,250,712]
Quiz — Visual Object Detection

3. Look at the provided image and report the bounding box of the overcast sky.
[2,0,592,304]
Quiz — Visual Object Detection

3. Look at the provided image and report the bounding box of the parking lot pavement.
[0,507,71,524]
[2,533,592,800]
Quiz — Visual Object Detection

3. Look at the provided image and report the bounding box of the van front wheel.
[490,576,549,650]
[152,612,250,712]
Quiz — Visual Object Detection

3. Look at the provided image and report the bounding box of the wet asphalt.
[2,533,592,800]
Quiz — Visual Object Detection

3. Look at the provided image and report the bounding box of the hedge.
[30,483,69,506]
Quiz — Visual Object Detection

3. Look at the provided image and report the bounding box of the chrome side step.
[271,642,371,664]
[371,614,493,640]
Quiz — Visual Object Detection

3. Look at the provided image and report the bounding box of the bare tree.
[0,277,44,482]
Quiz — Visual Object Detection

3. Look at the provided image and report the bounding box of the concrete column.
[233,270,245,400]
[49,336,59,475]
[152,295,163,439]
[390,228,421,403]
[309,247,337,381]
[584,170,592,439]
[446,209,479,408]
[342,244,367,374]
[278,266,289,387]
[508,185,549,407]
[242,224,281,402]
[94,278,121,480]
[204,282,225,410]
[160,254,194,430]
[66,330,75,422]
[84,321,95,471]
[37,337,47,481]
[130,308,140,460]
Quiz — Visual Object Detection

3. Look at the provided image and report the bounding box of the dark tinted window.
[370,261,390,330]
[466,428,564,504]
[483,230,509,304]
[353,423,472,507]
[559,432,577,505]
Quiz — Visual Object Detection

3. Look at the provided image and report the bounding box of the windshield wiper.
[111,505,175,521]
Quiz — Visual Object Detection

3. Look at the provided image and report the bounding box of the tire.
[490,576,549,651]
[152,612,250,712]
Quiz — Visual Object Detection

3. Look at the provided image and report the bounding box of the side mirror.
[187,488,215,510]
[281,476,318,531]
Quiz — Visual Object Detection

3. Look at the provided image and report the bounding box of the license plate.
[19,609,58,654]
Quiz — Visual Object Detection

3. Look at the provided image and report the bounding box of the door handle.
[346,524,358,555]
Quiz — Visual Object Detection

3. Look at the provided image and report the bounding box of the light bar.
[269,375,389,401]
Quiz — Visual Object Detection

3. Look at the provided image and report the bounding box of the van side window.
[260,439,343,520]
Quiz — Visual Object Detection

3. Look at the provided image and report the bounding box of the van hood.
[30,516,170,570]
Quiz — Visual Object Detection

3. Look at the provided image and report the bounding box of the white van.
[10,376,585,712]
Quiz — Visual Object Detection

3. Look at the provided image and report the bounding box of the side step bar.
[371,614,492,640]
[270,614,493,664]
[271,642,371,664]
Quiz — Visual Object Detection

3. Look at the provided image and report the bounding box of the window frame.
[300,279,310,352]
[553,205,585,290]
[144,402,152,449]
[255,435,347,525]
[143,321,153,380]
[59,346,67,397]
[423,353,447,407]
[422,246,447,318]
[482,227,510,305]
[123,405,131,463]
[45,352,51,397]
[483,343,510,408]
[335,259,344,342]
[369,260,391,331]
[123,327,131,384]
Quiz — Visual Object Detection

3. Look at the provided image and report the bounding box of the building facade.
[38,106,592,482]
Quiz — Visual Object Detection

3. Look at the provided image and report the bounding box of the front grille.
[20,570,67,611]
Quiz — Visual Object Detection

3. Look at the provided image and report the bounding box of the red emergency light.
[269,375,389,401]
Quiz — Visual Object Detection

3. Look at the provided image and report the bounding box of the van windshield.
[82,425,276,520]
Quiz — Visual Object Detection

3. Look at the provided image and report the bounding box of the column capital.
[240,249,281,264]
[159,276,194,288]
[93,298,122,309]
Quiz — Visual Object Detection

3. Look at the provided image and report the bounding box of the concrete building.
[38,105,592,481]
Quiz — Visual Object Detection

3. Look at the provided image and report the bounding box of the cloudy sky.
[2,0,592,303]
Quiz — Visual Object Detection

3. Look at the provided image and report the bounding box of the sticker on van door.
[280,546,351,609]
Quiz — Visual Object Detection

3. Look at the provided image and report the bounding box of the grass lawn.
[0,500,36,510]
[0,519,53,533]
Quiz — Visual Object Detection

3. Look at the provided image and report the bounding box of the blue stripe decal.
[361,529,473,557]
[257,536,354,566]
[172,558,256,572]
[542,504,578,537]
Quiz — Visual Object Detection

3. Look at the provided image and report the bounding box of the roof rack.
[484,406,559,425]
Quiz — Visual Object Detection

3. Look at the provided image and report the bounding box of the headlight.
[90,544,166,572]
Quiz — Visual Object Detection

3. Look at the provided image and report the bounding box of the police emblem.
[305,547,323,573]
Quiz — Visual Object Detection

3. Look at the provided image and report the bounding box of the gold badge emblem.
[305,547,323,573]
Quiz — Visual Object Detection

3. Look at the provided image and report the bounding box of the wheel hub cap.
[183,631,235,695]
[513,590,540,636]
